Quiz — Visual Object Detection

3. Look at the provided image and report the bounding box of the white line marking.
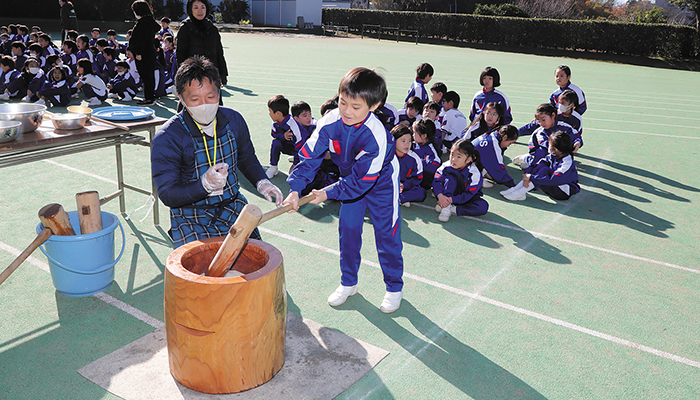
[43,160,118,184]
[257,227,700,369]
[0,241,163,329]
[409,203,700,274]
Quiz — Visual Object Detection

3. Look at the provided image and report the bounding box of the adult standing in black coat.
[176,0,228,86]
[58,0,79,42]
[130,0,160,106]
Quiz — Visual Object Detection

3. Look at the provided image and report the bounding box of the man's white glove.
[202,163,228,195]
[257,179,284,207]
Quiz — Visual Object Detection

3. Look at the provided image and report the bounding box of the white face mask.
[57,61,63,68]
[29,52,37,58]
[182,99,219,125]
[28,67,40,74]
[558,103,572,114]
[117,70,125,76]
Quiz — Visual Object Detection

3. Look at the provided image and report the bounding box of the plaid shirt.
[152,109,266,248]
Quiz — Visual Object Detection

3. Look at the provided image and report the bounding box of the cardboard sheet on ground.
[78,312,389,400]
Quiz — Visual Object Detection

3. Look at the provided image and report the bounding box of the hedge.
[322,9,699,59]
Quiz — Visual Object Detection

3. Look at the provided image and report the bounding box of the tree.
[517,0,579,19]
[666,0,699,29]
[636,7,668,23]
[217,0,250,23]
[474,3,529,17]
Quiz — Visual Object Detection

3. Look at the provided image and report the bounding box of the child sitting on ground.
[514,103,580,169]
[266,95,304,178]
[89,27,101,47]
[462,101,504,141]
[100,47,119,83]
[75,58,108,106]
[0,56,20,101]
[470,66,513,124]
[550,65,586,115]
[422,100,443,154]
[36,66,71,107]
[10,42,27,75]
[412,118,441,190]
[13,57,47,103]
[158,17,174,40]
[433,139,488,222]
[440,91,468,152]
[290,100,316,165]
[76,34,94,63]
[107,61,137,102]
[397,96,424,126]
[501,130,580,201]
[471,125,519,189]
[393,125,426,207]
[556,89,583,152]
[405,62,433,105]
[430,82,447,111]
[285,67,405,314]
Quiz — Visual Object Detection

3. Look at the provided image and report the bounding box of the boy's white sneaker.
[512,154,529,169]
[165,86,176,94]
[88,97,102,106]
[435,204,442,213]
[401,202,410,208]
[21,95,31,102]
[0,93,9,101]
[482,179,494,188]
[108,93,118,99]
[265,165,278,179]
[379,290,403,313]
[34,98,45,105]
[122,93,132,102]
[328,285,358,307]
[438,205,452,222]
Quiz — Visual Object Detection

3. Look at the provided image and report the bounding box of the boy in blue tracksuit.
[514,103,580,169]
[405,62,433,105]
[265,95,307,178]
[285,67,405,314]
[472,125,519,188]
[392,125,426,206]
[501,130,580,201]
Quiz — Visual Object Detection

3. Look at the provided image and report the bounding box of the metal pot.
[0,103,46,133]
[0,120,22,143]
[67,105,93,121]
[50,113,88,130]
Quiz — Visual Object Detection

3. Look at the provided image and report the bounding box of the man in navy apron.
[151,56,283,247]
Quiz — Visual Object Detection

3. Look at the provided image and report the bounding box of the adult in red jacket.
[129,0,160,105]
[176,0,228,86]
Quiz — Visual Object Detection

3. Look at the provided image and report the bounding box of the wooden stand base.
[164,238,286,394]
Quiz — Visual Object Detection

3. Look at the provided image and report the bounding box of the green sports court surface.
[1,31,699,399]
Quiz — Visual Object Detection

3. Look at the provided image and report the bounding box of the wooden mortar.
[164,238,286,394]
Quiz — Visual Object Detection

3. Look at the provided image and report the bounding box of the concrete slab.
[78,312,389,400]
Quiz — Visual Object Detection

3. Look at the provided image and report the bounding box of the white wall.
[297,0,323,26]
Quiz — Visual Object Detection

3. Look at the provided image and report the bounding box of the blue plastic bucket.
[36,211,125,297]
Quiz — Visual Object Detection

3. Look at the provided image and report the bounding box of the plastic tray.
[92,106,155,121]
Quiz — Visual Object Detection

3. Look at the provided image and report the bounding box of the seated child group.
[0,20,176,106]
[266,62,585,222]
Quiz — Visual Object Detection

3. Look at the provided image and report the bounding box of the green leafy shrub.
[322,8,698,59]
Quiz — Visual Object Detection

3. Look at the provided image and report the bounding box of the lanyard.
[195,119,217,167]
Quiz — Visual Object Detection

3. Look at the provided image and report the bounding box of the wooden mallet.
[206,191,320,277]
[0,203,75,286]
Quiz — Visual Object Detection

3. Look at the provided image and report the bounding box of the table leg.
[116,143,125,213]
[149,126,160,226]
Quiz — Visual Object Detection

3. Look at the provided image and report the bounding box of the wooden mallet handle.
[205,188,328,277]
[0,228,52,286]
[206,204,263,277]
[38,203,75,236]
